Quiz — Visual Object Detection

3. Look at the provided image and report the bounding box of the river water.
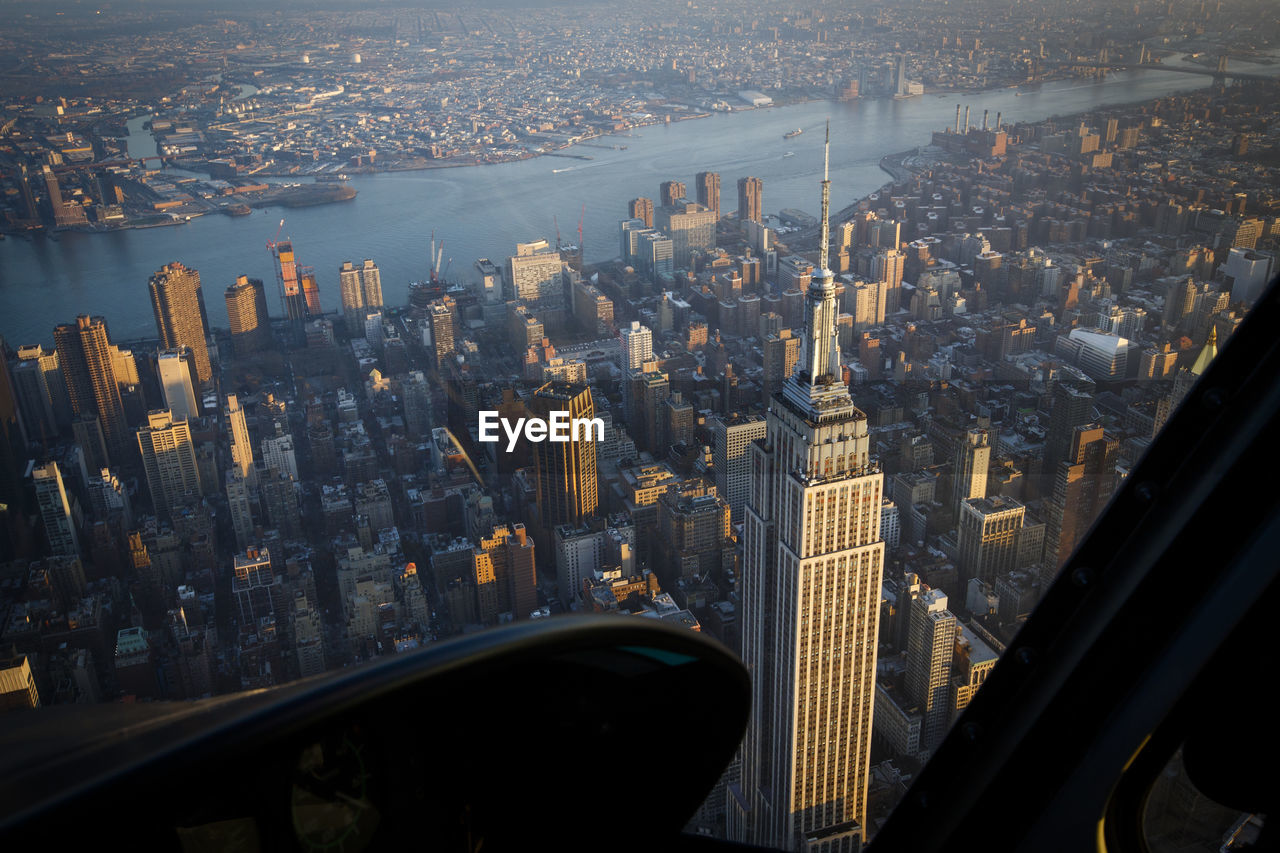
[0,65,1272,345]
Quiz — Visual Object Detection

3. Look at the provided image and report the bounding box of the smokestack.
[983,109,989,131]
[995,111,1002,131]
[964,106,970,134]
[955,104,961,133]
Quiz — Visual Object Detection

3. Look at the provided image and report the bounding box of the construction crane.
[266,218,285,253]
[432,241,446,283]
[553,214,563,252]
[574,203,586,270]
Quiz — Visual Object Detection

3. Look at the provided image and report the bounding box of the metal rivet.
[1071,567,1094,587]
[962,722,982,742]
[1016,646,1037,666]
[1134,482,1157,503]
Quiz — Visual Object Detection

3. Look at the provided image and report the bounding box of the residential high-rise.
[339,259,383,334]
[696,171,722,219]
[54,315,129,466]
[225,394,256,489]
[738,176,763,223]
[339,261,365,333]
[733,129,885,851]
[530,382,598,530]
[762,328,801,401]
[359,259,382,314]
[224,275,271,356]
[629,197,654,228]
[957,495,1026,586]
[660,180,687,207]
[156,350,199,421]
[620,320,654,375]
[137,410,202,517]
[619,320,653,421]
[905,588,957,756]
[32,461,79,557]
[149,262,212,384]
[872,248,906,314]
[710,412,767,523]
[427,298,456,371]
[952,428,991,517]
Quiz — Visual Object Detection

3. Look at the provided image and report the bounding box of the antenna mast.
[819,120,831,274]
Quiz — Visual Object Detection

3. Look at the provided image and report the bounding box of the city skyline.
[0,4,1274,847]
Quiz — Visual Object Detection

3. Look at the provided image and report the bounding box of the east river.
[1,63,1276,345]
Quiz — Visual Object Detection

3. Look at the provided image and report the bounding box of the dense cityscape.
[1,0,1278,850]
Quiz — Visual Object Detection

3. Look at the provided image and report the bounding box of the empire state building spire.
[784,121,850,416]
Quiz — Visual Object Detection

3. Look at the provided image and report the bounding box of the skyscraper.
[530,382,598,530]
[54,315,129,467]
[149,262,212,384]
[957,495,1026,586]
[655,202,716,268]
[156,350,199,421]
[137,410,202,517]
[359,259,382,314]
[738,176,763,223]
[1042,425,1117,580]
[274,240,306,323]
[226,470,256,551]
[32,461,79,557]
[300,266,322,317]
[762,329,801,401]
[1042,378,1096,479]
[620,320,653,422]
[733,128,885,851]
[952,427,990,516]
[225,394,256,489]
[506,240,565,307]
[905,588,957,756]
[871,248,906,314]
[696,171,722,219]
[660,180,687,207]
[620,320,653,374]
[224,275,271,356]
[629,197,654,228]
[710,412,767,524]
[339,261,365,333]
[427,299,456,371]
[339,258,382,334]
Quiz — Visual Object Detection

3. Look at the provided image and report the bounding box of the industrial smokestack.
[964,106,970,134]
[955,104,961,133]
[995,111,1002,131]
[983,109,989,131]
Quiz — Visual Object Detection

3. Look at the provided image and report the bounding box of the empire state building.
[729,125,886,852]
